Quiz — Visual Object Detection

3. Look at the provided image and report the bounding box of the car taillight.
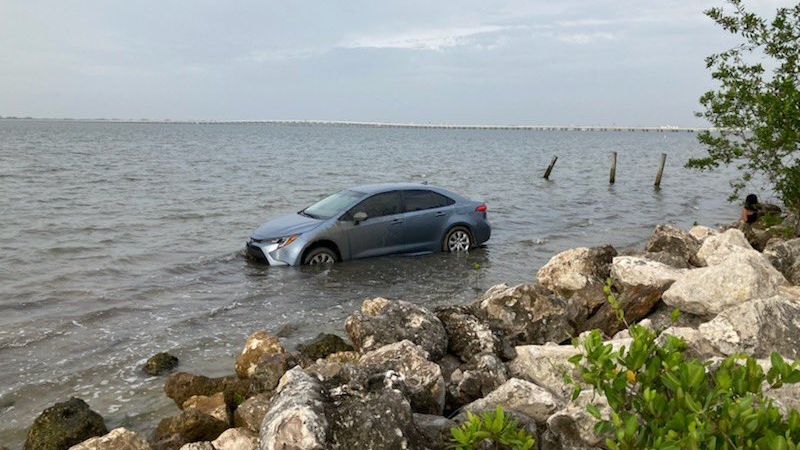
[476,205,487,212]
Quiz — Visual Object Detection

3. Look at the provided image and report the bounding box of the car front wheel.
[303,247,338,265]
[443,226,472,252]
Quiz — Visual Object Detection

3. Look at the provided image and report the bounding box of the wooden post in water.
[543,156,558,180]
[654,153,667,187]
[609,152,617,184]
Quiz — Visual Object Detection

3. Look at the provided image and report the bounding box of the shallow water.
[0,120,746,447]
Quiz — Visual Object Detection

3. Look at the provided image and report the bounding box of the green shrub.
[450,406,535,450]
[569,300,800,449]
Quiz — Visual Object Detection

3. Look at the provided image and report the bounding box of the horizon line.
[0,116,712,132]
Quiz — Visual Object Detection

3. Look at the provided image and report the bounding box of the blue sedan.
[245,183,490,265]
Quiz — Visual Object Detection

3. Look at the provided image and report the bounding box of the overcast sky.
[0,1,794,126]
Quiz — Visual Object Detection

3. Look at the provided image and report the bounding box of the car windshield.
[301,189,365,219]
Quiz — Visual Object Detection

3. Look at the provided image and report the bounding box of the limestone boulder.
[297,334,353,361]
[446,353,508,411]
[645,224,700,267]
[182,392,230,426]
[233,392,272,433]
[764,238,800,285]
[506,344,581,398]
[164,372,251,409]
[235,331,284,379]
[154,410,228,447]
[579,284,666,336]
[260,367,328,450]
[24,398,107,450]
[250,352,300,393]
[541,390,609,450]
[695,228,753,266]
[413,414,456,450]
[470,283,573,347]
[689,225,719,242]
[657,327,720,360]
[460,378,560,424]
[434,305,498,362]
[642,250,691,269]
[212,428,258,450]
[662,250,788,317]
[535,245,617,320]
[325,379,426,450]
[359,340,446,415]
[68,428,151,450]
[178,444,213,450]
[698,293,800,359]
[345,298,447,361]
[611,256,686,291]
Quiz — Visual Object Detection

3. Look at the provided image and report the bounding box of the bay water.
[0,120,746,447]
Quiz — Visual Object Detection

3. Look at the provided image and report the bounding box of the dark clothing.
[744,206,758,224]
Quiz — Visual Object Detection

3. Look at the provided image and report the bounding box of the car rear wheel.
[443,226,472,252]
[303,247,337,265]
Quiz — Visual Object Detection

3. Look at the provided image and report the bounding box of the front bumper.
[245,240,290,266]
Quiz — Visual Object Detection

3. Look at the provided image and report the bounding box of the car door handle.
[435,212,447,217]
[391,218,404,224]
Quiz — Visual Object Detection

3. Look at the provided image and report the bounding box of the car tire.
[303,247,338,265]
[443,226,472,252]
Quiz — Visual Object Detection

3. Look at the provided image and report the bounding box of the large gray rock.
[446,353,508,410]
[461,378,560,424]
[297,334,353,361]
[542,390,609,450]
[662,250,788,316]
[611,256,686,291]
[235,331,285,379]
[359,340,446,415]
[24,398,108,450]
[143,353,179,376]
[250,352,300,393]
[470,283,574,347]
[345,298,448,361]
[764,238,800,285]
[413,414,456,450]
[535,245,617,320]
[434,305,498,362]
[698,292,800,359]
[325,379,426,450]
[506,344,581,398]
[645,224,700,267]
[68,428,151,450]
[260,367,327,450]
[695,228,753,267]
[689,225,719,242]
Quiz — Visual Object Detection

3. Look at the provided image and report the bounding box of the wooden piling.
[654,153,667,187]
[609,152,617,184]
[543,156,558,180]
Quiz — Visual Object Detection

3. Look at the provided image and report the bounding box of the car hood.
[251,213,324,240]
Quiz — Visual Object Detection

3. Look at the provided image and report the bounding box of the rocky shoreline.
[15,214,800,450]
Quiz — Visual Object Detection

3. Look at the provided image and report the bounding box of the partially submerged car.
[246,183,490,265]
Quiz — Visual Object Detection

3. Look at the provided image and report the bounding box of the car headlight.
[275,235,299,249]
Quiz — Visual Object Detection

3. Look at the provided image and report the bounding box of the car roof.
[348,182,448,195]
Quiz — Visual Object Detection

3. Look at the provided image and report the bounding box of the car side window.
[402,190,455,212]
[344,191,402,219]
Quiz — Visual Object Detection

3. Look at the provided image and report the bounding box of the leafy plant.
[450,406,535,450]
[569,288,800,449]
[688,0,800,236]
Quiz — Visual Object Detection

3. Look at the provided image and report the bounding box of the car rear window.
[402,190,455,212]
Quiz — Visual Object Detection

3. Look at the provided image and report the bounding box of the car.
[245,182,490,265]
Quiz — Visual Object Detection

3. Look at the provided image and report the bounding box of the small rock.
[164,372,251,409]
[413,414,456,450]
[143,353,180,376]
[434,305,498,362]
[212,428,258,450]
[233,392,272,433]
[645,224,700,267]
[446,353,508,411]
[154,409,228,445]
[695,228,753,266]
[250,353,300,393]
[460,378,560,424]
[182,392,230,425]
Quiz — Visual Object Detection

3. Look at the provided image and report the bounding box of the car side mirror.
[353,212,368,224]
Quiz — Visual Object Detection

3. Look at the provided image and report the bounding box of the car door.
[401,189,456,252]
[339,191,405,259]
